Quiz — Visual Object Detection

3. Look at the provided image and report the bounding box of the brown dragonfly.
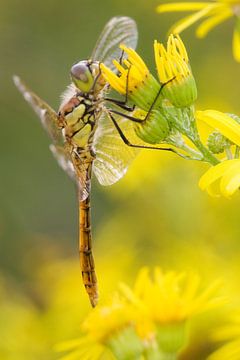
[13,17,139,307]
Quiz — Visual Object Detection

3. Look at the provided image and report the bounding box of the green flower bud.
[207,131,231,154]
[134,109,170,144]
[161,75,197,108]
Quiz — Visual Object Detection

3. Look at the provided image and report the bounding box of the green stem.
[177,142,202,160]
[226,146,233,160]
[159,352,177,360]
[235,146,240,158]
[191,138,220,165]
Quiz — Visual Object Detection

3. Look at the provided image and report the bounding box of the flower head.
[82,295,132,342]
[100,45,160,111]
[56,267,223,359]
[119,267,223,356]
[154,34,197,107]
[120,267,222,326]
[101,36,197,111]
[56,294,136,360]
[156,0,240,62]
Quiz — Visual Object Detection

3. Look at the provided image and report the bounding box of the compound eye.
[70,62,94,93]
[71,63,88,82]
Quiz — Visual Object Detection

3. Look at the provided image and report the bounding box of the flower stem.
[159,352,177,360]
[191,138,220,165]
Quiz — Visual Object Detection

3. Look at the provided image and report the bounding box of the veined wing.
[93,110,140,186]
[50,145,91,201]
[13,75,63,145]
[50,145,76,181]
[14,76,79,183]
[91,16,138,72]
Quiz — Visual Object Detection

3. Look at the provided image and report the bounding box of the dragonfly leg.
[104,65,135,112]
[107,111,177,154]
[142,77,176,123]
[105,76,176,120]
[107,76,174,123]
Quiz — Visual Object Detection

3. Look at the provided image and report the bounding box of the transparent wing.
[50,145,91,201]
[14,75,91,200]
[91,16,138,71]
[50,145,76,181]
[93,110,140,186]
[13,75,63,145]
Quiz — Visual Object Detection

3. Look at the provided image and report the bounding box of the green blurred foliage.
[1,0,240,358]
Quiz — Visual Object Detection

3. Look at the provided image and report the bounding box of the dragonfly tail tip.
[90,295,98,307]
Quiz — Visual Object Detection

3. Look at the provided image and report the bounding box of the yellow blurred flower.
[82,295,132,342]
[156,0,240,62]
[208,313,240,360]
[56,295,137,360]
[56,267,224,359]
[120,267,222,326]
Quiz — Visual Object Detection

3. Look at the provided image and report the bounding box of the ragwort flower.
[156,0,240,62]
[56,295,143,360]
[197,110,240,197]
[208,313,240,360]
[100,44,160,112]
[154,34,197,107]
[100,35,197,111]
[120,267,223,355]
[56,267,223,359]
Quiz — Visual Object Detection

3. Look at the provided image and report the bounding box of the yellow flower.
[196,110,240,197]
[208,313,240,360]
[82,295,132,342]
[196,110,240,146]
[100,45,160,112]
[120,267,222,325]
[154,34,197,107]
[199,159,240,197]
[56,295,137,360]
[120,267,223,355]
[101,35,197,111]
[156,0,240,62]
[56,267,224,359]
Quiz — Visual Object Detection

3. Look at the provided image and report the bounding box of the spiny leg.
[107,111,191,160]
[109,76,176,123]
[104,63,135,112]
[108,111,175,153]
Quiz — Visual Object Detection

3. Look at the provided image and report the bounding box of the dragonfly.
[13,16,140,307]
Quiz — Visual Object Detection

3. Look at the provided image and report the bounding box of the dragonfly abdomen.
[134,109,170,144]
[79,194,98,307]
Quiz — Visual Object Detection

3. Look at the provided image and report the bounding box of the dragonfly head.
[70,60,106,93]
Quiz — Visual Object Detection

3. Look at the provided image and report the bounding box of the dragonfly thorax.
[71,60,106,95]
[58,93,102,148]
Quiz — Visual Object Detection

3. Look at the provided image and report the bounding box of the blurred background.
[1,0,240,359]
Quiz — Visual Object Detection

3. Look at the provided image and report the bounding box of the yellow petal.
[220,160,240,197]
[156,2,212,13]
[196,8,232,38]
[168,3,221,34]
[233,25,240,62]
[198,159,240,191]
[196,110,240,146]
